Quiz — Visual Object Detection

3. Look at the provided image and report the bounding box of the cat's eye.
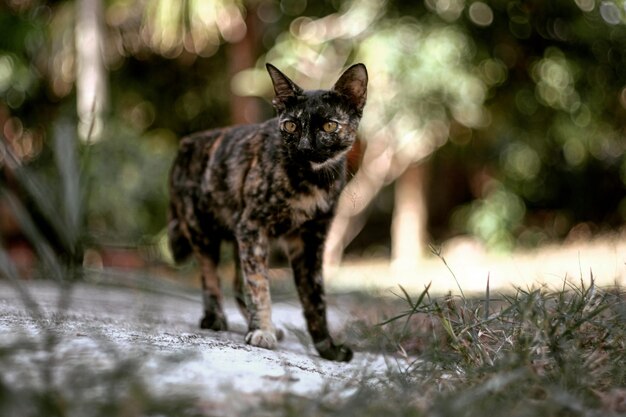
[322,121,338,133]
[282,121,298,133]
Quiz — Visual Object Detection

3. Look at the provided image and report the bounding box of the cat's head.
[266,63,367,170]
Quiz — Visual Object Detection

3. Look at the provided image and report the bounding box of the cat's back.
[170,121,275,189]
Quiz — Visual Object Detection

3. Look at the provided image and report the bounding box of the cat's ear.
[332,63,368,112]
[266,64,303,110]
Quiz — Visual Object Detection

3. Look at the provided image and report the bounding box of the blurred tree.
[76,0,106,140]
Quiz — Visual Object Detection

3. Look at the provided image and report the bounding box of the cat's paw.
[315,340,353,362]
[199,312,228,331]
[245,329,278,349]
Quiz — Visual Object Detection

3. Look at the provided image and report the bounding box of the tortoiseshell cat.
[168,63,367,362]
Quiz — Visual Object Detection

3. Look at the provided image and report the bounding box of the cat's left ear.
[266,63,303,110]
[333,63,368,112]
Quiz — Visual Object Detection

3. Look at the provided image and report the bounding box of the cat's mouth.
[307,149,349,171]
[300,152,328,164]
[295,149,330,164]
[290,140,349,170]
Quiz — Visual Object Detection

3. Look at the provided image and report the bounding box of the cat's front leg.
[286,219,353,362]
[236,227,278,349]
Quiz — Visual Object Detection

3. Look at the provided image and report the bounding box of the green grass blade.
[53,122,81,252]
[431,244,466,301]
[378,312,413,327]
[484,273,490,320]
[401,282,432,334]
[398,284,415,309]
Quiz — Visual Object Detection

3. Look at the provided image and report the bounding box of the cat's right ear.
[333,63,368,113]
[266,64,303,110]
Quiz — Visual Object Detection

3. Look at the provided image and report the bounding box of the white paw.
[245,329,278,349]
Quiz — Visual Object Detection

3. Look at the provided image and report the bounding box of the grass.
[247,272,624,417]
[271,269,625,417]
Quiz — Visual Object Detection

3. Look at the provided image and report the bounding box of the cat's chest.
[259,184,335,236]
[288,187,333,224]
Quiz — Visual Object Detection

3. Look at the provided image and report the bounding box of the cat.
[168,63,367,362]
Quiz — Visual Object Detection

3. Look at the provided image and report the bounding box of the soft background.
[1,0,626,289]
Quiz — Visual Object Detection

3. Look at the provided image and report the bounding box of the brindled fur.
[168,63,367,362]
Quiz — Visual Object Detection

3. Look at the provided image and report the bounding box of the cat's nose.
[297,138,314,152]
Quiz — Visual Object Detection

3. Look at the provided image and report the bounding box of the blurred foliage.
[85,123,177,243]
[458,0,626,249]
[1,118,85,276]
[1,0,626,254]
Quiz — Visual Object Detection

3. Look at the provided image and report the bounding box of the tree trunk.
[76,0,107,141]
[324,137,401,270]
[324,127,444,271]
[227,4,262,124]
[391,162,429,271]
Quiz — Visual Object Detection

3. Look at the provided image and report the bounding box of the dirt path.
[0,279,391,414]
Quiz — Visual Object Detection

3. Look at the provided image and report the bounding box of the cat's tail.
[168,201,192,264]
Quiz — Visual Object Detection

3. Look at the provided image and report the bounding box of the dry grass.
[260,265,626,417]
